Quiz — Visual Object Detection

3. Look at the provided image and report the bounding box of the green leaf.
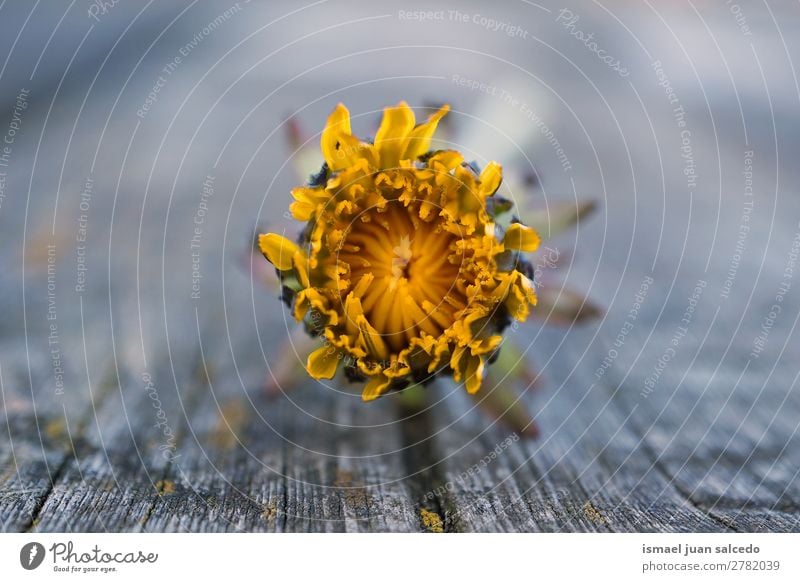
[264,326,316,397]
[470,342,540,438]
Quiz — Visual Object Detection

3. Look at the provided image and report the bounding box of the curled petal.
[478,161,502,198]
[404,104,450,161]
[375,101,416,168]
[503,223,540,253]
[292,251,310,288]
[321,103,352,171]
[362,374,392,401]
[306,345,340,380]
[290,187,330,221]
[450,345,467,382]
[464,354,486,394]
[259,233,301,271]
[295,288,338,324]
[357,315,390,362]
[506,272,538,322]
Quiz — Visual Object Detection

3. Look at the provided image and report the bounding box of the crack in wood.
[395,399,459,533]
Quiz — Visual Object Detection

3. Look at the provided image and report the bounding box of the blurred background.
[1,0,799,532]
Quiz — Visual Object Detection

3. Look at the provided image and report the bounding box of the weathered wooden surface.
[1,1,800,532]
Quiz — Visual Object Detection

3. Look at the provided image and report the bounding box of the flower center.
[337,201,465,352]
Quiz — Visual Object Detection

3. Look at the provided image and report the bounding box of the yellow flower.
[259,102,539,401]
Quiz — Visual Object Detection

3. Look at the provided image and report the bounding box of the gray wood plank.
[142,272,422,532]
[419,330,735,532]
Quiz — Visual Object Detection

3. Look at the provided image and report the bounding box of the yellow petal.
[294,288,338,324]
[357,315,390,362]
[362,374,392,402]
[306,345,340,380]
[374,101,416,168]
[292,251,309,288]
[351,272,374,299]
[404,104,450,161]
[503,223,540,253]
[289,201,313,221]
[429,150,463,171]
[259,233,301,270]
[464,355,485,394]
[321,103,352,171]
[325,328,367,360]
[506,273,537,322]
[343,294,364,337]
[478,161,502,197]
[428,336,451,373]
[290,187,329,221]
[450,345,467,382]
[403,295,440,336]
[335,132,376,169]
